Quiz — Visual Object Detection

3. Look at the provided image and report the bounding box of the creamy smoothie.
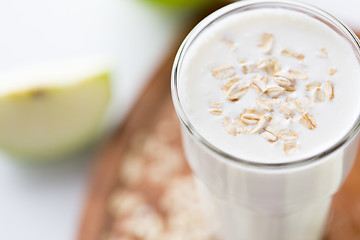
[172,1,360,240]
[179,8,360,163]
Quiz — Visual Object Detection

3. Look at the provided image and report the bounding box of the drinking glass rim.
[171,0,360,169]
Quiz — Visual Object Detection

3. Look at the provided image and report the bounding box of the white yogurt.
[179,8,360,163]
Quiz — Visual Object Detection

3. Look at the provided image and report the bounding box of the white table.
[0,1,358,239]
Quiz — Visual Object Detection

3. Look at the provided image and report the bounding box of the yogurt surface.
[179,8,360,163]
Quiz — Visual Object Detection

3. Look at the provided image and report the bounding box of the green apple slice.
[0,58,111,161]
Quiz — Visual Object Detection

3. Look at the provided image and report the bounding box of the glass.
[171,0,360,240]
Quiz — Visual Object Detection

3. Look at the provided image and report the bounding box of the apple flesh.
[0,59,111,161]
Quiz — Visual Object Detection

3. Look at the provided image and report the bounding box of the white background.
[0,0,358,239]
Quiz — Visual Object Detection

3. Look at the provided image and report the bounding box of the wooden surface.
[77,13,360,239]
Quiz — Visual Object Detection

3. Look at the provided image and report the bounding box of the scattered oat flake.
[245,107,265,116]
[234,117,248,134]
[273,75,292,87]
[319,48,328,58]
[109,190,145,217]
[250,74,268,93]
[269,117,280,126]
[212,65,236,79]
[300,113,317,130]
[273,98,282,105]
[250,83,262,94]
[305,96,313,106]
[249,64,255,73]
[284,86,296,92]
[296,54,305,61]
[226,82,249,101]
[281,49,305,61]
[221,38,236,50]
[223,77,240,92]
[221,87,228,95]
[250,74,268,92]
[123,205,165,239]
[278,129,298,141]
[314,87,325,102]
[120,155,143,187]
[241,113,260,125]
[259,33,274,54]
[306,82,321,91]
[256,58,281,75]
[271,58,281,74]
[208,102,223,116]
[281,49,296,57]
[284,141,298,155]
[256,98,273,111]
[256,59,267,69]
[323,80,334,100]
[293,99,306,113]
[265,86,285,98]
[265,115,272,122]
[289,69,308,80]
[238,59,246,64]
[223,117,237,136]
[278,103,292,116]
[242,65,248,74]
[274,74,296,92]
[249,116,267,134]
[274,72,295,81]
[261,127,278,142]
[328,67,338,76]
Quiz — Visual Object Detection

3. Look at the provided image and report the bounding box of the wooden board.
[77,14,360,239]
